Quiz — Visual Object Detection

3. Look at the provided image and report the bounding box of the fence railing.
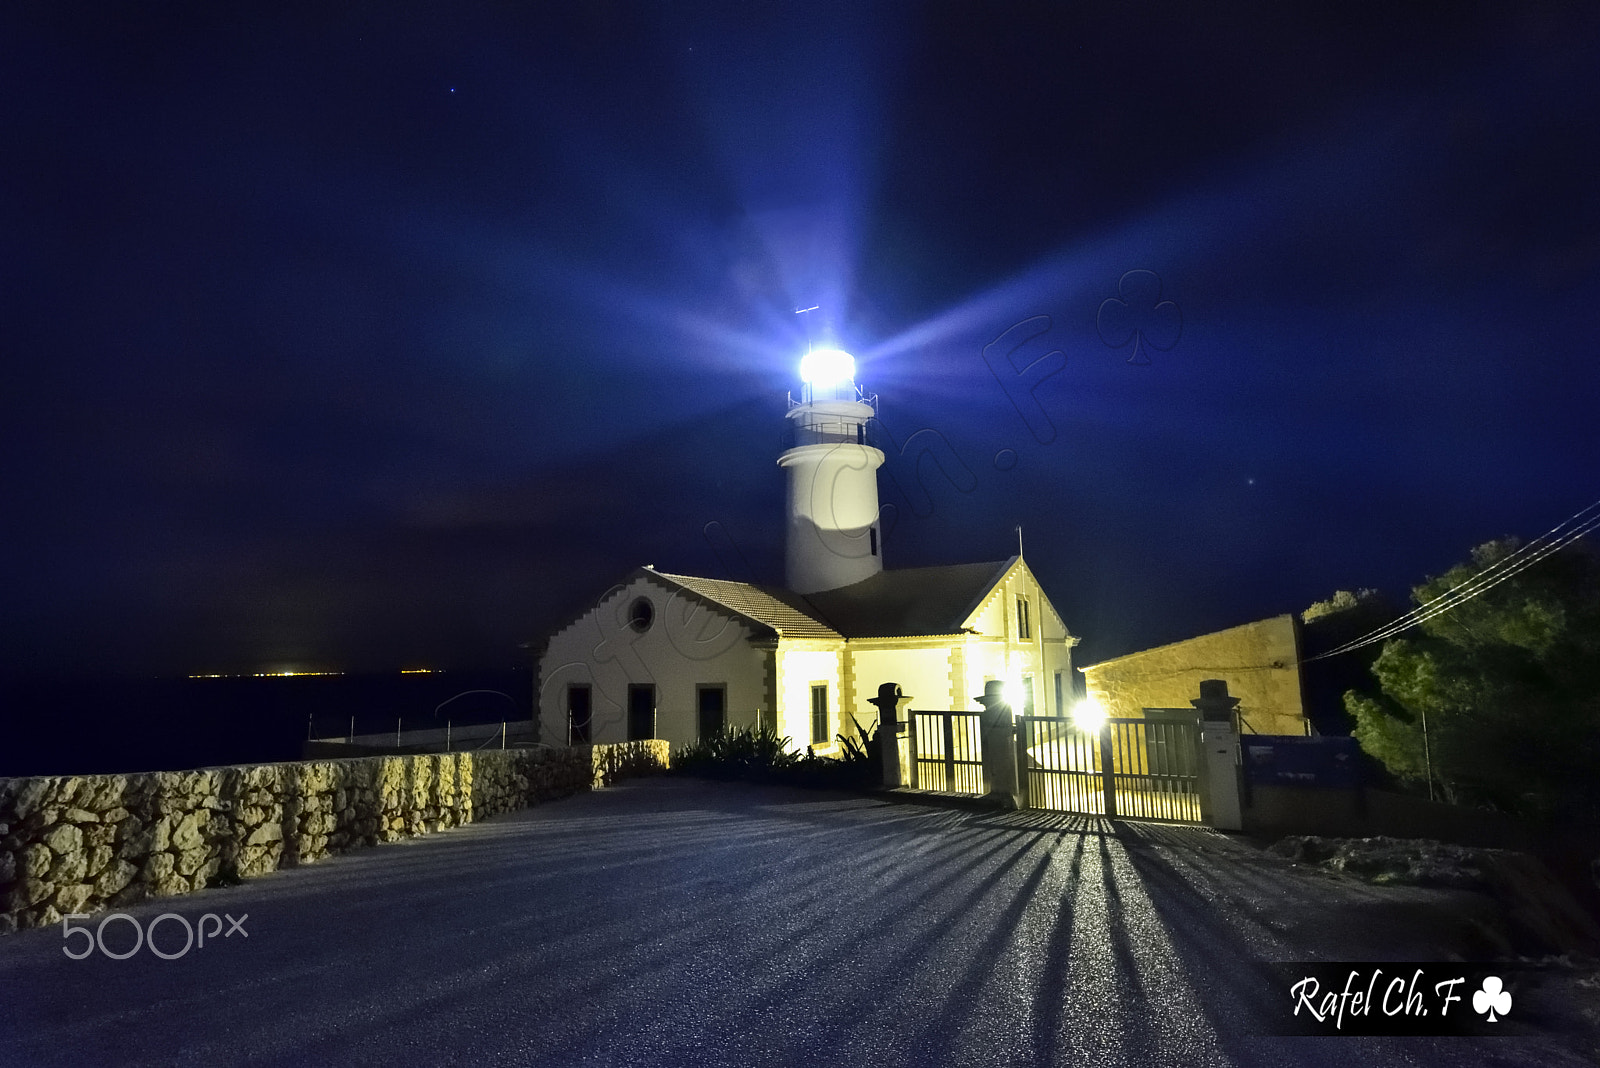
[310,719,540,751]
[908,711,983,793]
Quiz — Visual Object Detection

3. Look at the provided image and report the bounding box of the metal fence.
[1018,715,1106,814]
[908,711,983,793]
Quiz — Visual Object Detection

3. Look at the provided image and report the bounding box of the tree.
[1344,538,1600,821]
[1299,587,1394,735]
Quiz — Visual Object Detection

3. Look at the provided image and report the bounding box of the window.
[869,526,878,557]
[697,685,726,740]
[1054,671,1064,718]
[567,685,591,745]
[1022,675,1035,716]
[811,684,829,746]
[1016,596,1031,640]
[628,597,654,633]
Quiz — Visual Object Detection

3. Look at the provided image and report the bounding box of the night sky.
[3,3,1597,680]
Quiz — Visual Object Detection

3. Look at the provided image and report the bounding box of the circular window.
[628,597,654,633]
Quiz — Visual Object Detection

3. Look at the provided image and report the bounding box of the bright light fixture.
[1071,698,1107,735]
[800,348,855,388]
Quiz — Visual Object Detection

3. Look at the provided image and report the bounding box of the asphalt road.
[0,778,1592,1067]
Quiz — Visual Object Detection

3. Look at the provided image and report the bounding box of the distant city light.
[187,671,344,679]
[800,348,855,388]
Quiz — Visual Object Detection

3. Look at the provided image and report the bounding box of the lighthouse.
[778,347,885,593]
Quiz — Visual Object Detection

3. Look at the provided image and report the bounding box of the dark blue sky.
[2,2,1597,677]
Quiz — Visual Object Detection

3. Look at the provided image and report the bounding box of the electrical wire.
[1305,494,1600,661]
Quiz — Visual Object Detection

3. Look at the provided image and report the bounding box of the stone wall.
[1080,614,1307,735]
[0,740,669,935]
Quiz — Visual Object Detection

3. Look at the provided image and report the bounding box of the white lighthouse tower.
[779,347,885,593]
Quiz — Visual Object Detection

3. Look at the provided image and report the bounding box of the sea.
[0,668,534,778]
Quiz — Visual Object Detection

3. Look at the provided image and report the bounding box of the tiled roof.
[802,559,1015,637]
[649,571,842,640]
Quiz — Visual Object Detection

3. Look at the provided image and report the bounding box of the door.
[627,684,655,741]
[697,685,726,740]
[567,685,591,745]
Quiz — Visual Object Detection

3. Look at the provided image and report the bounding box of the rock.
[9,779,56,822]
[48,850,87,885]
[100,807,131,824]
[40,823,82,857]
[169,813,205,852]
[195,856,223,886]
[239,805,273,828]
[53,884,95,915]
[118,829,154,860]
[84,774,129,810]
[85,844,114,878]
[95,860,137,898]
[8,877,52,910]
[21,843,53,880]
[62,807,99,824]
[0,913,15,935]
[56,777,89,807]
[0,850,12,884]
[149,870,191,898]
[83,823,117,852]
[173,847,211,877]
[246,823,282,846]
[143,851,175,883]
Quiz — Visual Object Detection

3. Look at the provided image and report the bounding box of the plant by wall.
[673,722,882,791]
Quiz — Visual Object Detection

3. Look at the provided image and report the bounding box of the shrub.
[673,721,882,791]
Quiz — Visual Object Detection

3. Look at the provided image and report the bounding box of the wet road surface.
[1,778,1592,1066]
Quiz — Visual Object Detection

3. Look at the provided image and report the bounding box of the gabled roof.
[803,558,1016,638]
[556,556,1027,651]
[648,570,842,640]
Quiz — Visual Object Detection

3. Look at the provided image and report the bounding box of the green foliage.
[672,725,800,781]
[1345,538,1600,820]
[1303,588,1385,624]
[672,720,882,791]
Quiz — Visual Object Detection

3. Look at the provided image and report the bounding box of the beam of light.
[861,94,1427,370]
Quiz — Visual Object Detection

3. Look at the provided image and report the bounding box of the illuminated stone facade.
[536,557,1077,752]
[1078,614,1308,735]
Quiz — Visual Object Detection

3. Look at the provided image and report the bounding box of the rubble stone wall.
[0,740,669,935]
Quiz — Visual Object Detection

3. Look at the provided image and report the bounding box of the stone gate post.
[1193,679,1243,831]
[867,683,915,788]
[974,680,1024,810]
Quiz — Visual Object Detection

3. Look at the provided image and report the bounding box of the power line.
[1306,494,1600,661]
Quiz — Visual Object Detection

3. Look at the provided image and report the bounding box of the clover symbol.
[1472,976,1511,1022]
[1097,269,1181,365]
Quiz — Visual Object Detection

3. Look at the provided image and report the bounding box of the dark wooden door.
[567,685,591,744]
[627,684,655,741]
[697,686,725,740]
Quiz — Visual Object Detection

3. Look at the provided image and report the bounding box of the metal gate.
[907,711,983,793]
[1019,710,1202,822]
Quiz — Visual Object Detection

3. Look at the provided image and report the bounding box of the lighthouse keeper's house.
[536,348,1077,752]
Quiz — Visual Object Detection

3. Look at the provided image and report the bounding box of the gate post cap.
[1192,678,1241,719]
[974,680,1011,717]
[868,682,911,724]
